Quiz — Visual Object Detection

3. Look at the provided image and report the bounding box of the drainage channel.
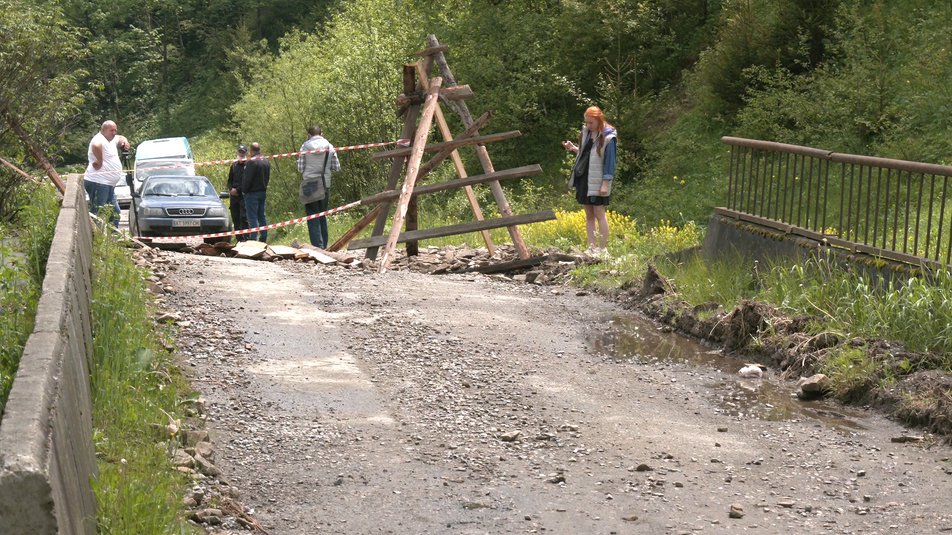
[590,313,867,433]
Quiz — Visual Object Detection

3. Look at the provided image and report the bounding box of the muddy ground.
[154,250,952,534]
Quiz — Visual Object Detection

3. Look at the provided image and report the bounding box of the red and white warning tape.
[83,138,411,179]
[139,199,364,242]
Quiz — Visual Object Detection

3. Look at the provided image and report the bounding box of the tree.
[0,0,89,188]
[230,0,421,218]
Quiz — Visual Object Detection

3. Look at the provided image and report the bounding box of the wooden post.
[378,77,443,272]
[426,34,529,259]
[414,62,495,255]
[366,64,420,261]
[0,157,45,187]
[1,107,66,194]
[406,196,419,256]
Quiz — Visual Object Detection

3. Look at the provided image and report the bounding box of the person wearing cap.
[85,120,130,227]
[297,125,341,248]
[227,144,249,242]
[241,142,271,242]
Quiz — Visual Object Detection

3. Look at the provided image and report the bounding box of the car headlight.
[143,207,165,216]
[206,206,225,216]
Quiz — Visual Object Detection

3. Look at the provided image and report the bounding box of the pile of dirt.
[619,263,952,441]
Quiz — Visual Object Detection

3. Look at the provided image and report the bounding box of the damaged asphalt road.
[156,251,952,534]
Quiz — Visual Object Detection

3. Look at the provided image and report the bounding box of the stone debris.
[796,373,830,400]
[728,503,745,519]
[140,239,597,283]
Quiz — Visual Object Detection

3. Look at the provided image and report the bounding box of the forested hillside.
[2,0,952,227]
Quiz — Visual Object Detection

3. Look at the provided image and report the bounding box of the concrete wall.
[0,175,97,534]
[703,212,815,266]
[703,212,924,284]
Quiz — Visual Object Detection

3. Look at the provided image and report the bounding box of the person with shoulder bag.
[562,106,618,255]
[297,125,341,248]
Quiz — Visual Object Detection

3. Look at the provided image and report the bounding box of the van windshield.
[136,163,193,181]
[143,178,215,197]
[136,139,190,160]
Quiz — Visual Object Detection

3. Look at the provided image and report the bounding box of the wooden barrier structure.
[331,35,552,273]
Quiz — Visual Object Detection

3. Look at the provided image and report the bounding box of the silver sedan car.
[128,175,231,244]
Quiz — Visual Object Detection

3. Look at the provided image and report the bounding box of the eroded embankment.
[614,264,952,440]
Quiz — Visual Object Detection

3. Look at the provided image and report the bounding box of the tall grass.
[655,252,757,309]
[89,229,198,534]
[660,249,952,363]
[0,186,59,415]
[759,258,952,357]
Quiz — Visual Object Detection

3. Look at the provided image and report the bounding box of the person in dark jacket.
[241,142,271,242]
[227,144,249,242]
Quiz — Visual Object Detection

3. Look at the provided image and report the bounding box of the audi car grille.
[166,207,206,216]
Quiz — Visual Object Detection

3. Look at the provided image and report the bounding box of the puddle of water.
[590,314,866,432]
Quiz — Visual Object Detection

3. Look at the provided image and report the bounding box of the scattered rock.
[171,449,194,468]
[797,374,830,400]
[729,504,745,519]
[499,430,522,442]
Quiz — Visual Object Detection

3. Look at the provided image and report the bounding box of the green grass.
[819,344,881,399]
[659,249,952,366]
[89,229,199,534]
[655,251,757,309]
[759,258,952,358]
[0,186,59,416]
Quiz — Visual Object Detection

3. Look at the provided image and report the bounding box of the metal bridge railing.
[720,136,952,269]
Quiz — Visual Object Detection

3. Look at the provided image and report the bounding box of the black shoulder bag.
[572,137,594,180]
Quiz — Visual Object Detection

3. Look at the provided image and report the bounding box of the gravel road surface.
[159,252,952,534]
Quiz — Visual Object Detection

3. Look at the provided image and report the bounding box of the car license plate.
[172,219,201,227]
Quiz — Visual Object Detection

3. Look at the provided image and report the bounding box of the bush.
[0,184,59,416]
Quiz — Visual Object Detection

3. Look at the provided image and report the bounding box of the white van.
[116,137,195,208]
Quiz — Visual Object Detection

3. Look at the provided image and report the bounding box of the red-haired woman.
[562,106,617,254]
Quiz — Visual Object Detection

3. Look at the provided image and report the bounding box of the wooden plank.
[427,34,529,259]
[350,210,555,250]
[378,77,444,272]
[456,255,548,274]
[329,205,383,252]
[414,44,449,57]
[0,156,43,186]
[360,165,542,207]
[371,131,520,160]
[367,64,421,261]
[394,85,472,107]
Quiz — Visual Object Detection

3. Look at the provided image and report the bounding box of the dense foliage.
[0,185,59,416]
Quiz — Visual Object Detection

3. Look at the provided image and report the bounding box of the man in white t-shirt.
[85,120,130,227]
